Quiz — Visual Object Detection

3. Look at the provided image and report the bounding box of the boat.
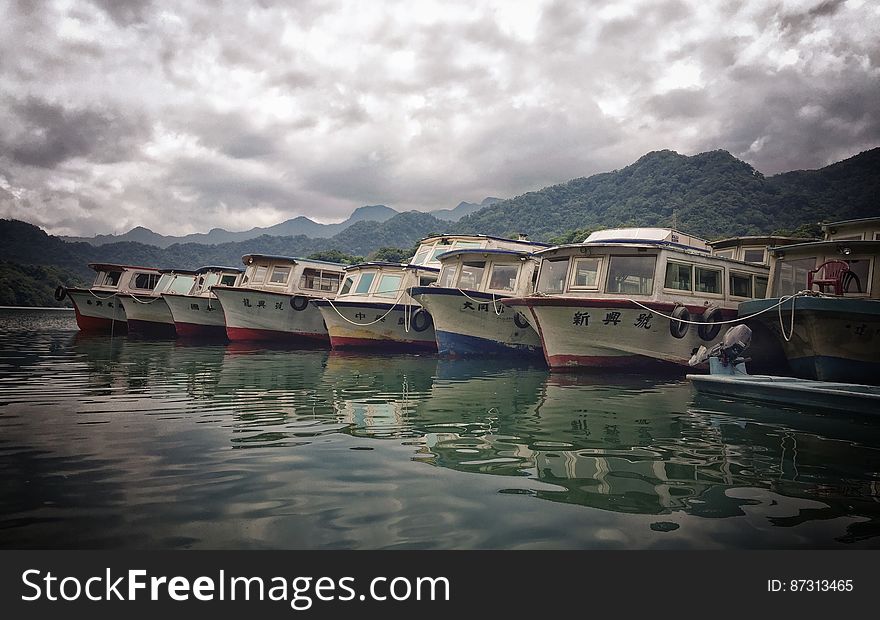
[211,254,347,344]
[409,248,545,357]
[56,263,163,333]
[501,227,771,370]
[688,324,880,415]
[162,266,244,340]
[313,234,548,351]
[737,217,880,384]
[312,262,441,351]
[117,269,198,338]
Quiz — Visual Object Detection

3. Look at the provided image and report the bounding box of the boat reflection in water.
[323,358,880,540]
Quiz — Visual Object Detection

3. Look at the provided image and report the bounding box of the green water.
[1,307,879,548]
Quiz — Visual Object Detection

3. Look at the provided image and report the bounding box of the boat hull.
[313,299,436,351]
[739,296,880,384]
[410,287,541,357]
[118,295,176,338]
[66,289,127,333]
[213,287,329,344]
[164,293,228,340]
[503,297,736,371]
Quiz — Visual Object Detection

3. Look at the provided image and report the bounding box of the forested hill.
[453,148,880,240]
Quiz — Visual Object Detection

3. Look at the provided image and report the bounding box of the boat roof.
[770,238,880,256]
[158,268,199,276]
[708,235,808,248]
[583,227,710,252]
[88,263,160,272]
[418,233,551,248]
[240,254,347,268]
[435,248,534,262]
[344,261,441,273]
[194,265,244,274]
[821,216,880,228]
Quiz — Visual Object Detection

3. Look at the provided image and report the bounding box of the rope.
[455,288,506,316]
[624,291,813,327]
[778,293,797,342]
[322,288,408,327]
[89,290,118,300]
[126,294,162,305]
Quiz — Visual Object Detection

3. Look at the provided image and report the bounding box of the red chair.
[807,260,850,295]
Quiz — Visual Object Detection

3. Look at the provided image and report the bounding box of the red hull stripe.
[226,326,329,344]
[330,336,437,352]
[126,319,177,338]
[73,306,127,333]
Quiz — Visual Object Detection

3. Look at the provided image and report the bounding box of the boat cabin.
[409,234,550,269]
[821,217,880,242]
[434,248,539,297]
[707,236,806,265]
[187,266,244,297]
[532,228,769,303]
[89,263,163,294]
[766,239,880,298]
[237,254,346,296]
[336,262,439,304]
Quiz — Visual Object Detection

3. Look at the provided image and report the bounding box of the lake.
[1,307,879,549]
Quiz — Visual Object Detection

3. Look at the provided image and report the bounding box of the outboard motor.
[688,324,752,375]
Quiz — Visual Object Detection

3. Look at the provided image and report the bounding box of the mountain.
[454,148,880,240]
[430,197,501,221]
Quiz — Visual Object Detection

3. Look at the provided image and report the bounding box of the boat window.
[570,257,601,289]
[413,247,430,265]
[438,264,457,288]
[339,275,356,296]
[252,265,268,284]
[774,257,815,296]
[219,274,237,286]
[742,248,766,264]
[664,262,692,291]
[100,271,122,287]
[375,274,403,298]
[430,247,454,263]
[714,249,735,260]
[754,275,768,298]
[452,241,482,249]
[457,261,486,289]
[419,274,438,286]
[536,258,570,294]
[730,271,752,298]
[695,266,722,294]
[834,234,863,241]
[354,272,376,294]
[606,255,656,295]
[299,268,342,292]
[843,258,871,294]
[269,265,291,285]
[133,272,160,291]
[488,264,519,292]
[169,275,195,294]
[202,273,220,289]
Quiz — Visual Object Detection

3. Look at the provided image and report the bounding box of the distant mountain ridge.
[63,201,495,248]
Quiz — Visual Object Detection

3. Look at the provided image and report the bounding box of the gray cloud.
[0,0,876,236]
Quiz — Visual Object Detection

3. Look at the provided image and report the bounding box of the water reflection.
[1,308,879,548]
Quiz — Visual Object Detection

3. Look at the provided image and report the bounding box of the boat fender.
[669,304,690,339]
[291,295,309,311]
[698,305,722,341]
[54,286,67,302]
[412,309,432,332]
[514,311,530,329]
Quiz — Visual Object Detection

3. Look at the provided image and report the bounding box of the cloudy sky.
[0,0,878,236]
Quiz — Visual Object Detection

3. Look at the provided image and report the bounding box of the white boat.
[688,324,880,415]
[212,254,346,344]
[409,248,545,357]
[738,217,880,383]
[162,266,244,340]
[313,234,547,351]
[117,269,198,338]
[58,263,162,333]
[502,228,771,370]
[312,262,441,351]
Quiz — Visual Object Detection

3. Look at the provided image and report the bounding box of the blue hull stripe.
[435,330,542,357]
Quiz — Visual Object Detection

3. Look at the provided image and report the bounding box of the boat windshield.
[606,255,656,295]
[536,258,569,294]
